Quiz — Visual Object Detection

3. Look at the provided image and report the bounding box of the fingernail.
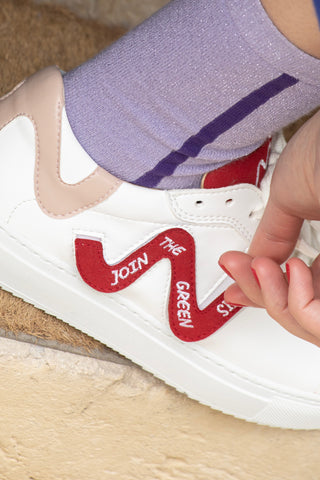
[286,263,290,283]
[251,267,261,287]
[218,261,235,280]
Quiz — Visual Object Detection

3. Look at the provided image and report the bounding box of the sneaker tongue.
[202,138,272,189]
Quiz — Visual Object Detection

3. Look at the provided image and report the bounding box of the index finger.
[249,197,303,264]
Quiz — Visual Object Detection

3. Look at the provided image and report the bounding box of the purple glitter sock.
[64,0,320,189]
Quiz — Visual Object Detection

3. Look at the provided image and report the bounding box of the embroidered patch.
[202,137,272,189]
[75,228,241,342]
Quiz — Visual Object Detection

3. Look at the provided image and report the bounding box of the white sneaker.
[1,66,320,429]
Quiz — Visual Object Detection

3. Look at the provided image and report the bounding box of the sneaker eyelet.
[195,200,203,206]
[225,198,233,206]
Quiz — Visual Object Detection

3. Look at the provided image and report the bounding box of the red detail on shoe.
[75,228,241,342]
[202,137,272,189]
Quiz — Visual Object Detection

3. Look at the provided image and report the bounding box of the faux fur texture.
[34,0,169,27]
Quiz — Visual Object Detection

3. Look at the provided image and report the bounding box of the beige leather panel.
[0,66,122,218]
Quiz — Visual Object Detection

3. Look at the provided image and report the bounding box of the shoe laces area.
[253,132,320,266]
[249,133,284,223]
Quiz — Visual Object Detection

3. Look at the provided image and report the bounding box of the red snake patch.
[75,228,241,342]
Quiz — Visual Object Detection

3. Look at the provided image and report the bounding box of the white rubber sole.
[1,222,320,430]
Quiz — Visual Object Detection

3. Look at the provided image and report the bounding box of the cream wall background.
[34,0,170,27]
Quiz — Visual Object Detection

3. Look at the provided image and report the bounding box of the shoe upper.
[1,67,320,428]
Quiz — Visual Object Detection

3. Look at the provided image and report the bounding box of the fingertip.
[224,283,257,308]
[285,262,290,283]
[250,256,272,271]
[218,258,235,280]
[250,256,287,280]
[224,283,240,303]
[286,257,308,278]
[250,256,272,283]
[286,257,315,313]
[219,251,254,279]
[219,250,249,267]
[284,257,304,284]
[250,267,261,288]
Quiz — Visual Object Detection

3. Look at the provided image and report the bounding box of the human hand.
[220,252,320,347]
[219,110,320,346]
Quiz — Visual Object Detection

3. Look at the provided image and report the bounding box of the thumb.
[249,197,303,264]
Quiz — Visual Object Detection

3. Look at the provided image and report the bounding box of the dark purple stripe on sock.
[135,73,298,187]
[313,0,320,26]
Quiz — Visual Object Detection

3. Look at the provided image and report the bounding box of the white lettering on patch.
[176,281,193,328]
[160,236,186,256]
[217,300,237,318]
[111,253,148,286]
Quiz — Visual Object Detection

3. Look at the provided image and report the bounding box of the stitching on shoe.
[161,260,172,326]
[6,199,35,225]
[33,101,121,217]
[0,80,26,101]
[0,222,77,277]
[53,102,108,188]
[1,220,319,402]
[35,114,120,216]
[0,111,120,219]
[170,186,259,199]
[170,187,260,217]
[73,220,246,264]
[169,193,256,241]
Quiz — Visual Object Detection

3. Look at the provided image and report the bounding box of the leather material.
[59,109,97,184]
[1,69,320,428]
[75,228,241,342]
[201,137,272,189]
[0,67,122,218]
[169,186,261,240]
[2,115,319,392]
